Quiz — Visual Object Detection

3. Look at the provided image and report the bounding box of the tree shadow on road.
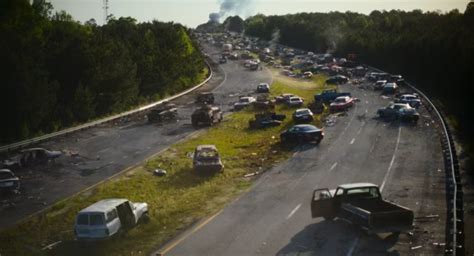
[276,219,401,256]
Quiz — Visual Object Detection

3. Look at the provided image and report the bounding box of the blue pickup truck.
[314,89,351,103]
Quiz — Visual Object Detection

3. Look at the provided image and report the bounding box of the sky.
[49,0,469,27]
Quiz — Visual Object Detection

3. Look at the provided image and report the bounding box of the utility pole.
[103,0,109,24]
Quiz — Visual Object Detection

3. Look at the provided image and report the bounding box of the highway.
[0,47,272,229]
[161,73,447,255]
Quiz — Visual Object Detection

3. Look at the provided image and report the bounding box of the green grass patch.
[0,73,327,256]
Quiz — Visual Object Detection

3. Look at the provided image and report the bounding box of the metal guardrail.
[368,66,463,255]
[0,60,213,154]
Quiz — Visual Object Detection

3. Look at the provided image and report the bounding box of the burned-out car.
[147,103,178,123]
[193,145,224,173]
[0,169,20,194]
[2,148,62,170]
[191,105,223,128]
[196,92,215,104]
[249,112,286,129]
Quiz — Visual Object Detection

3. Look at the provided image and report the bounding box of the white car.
[234,96,256,110]
[286,96,304,107]
[75,199,148,240]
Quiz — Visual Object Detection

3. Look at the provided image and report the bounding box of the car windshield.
[240,98,250,103]
[196,150,219,159]
[334,98,346,103]
[297,110,310,115]
[89,214,104,225]
[77,214,89,225]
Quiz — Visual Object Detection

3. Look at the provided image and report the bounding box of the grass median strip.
[0,73,328,256]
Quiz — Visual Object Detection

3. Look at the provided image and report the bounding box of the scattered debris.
[433,242,446,247]
[410,245,423,250]
[153,169,167,176]
[244,172,259,178]
[42,241,62,251]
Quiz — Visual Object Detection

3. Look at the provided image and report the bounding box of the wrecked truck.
[311,183,414,234]
[193,145,224,173]
[191,105,223,128]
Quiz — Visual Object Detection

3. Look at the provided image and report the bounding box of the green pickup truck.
[311,183,414,234]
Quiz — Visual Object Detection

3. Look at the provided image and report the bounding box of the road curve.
[162,79,447,255]
[0,49,272,229]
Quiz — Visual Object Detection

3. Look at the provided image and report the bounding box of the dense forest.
[0,0,206,144]
[244,3,474,152]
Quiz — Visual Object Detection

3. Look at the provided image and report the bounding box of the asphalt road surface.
[0,45,272,229]
[162,79,447,255]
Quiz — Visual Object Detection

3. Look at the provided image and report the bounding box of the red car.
[330,96,354,112]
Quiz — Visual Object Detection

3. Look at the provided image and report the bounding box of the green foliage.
[244,5,474,146]
[223,15,245,33]
[0,0,206,144]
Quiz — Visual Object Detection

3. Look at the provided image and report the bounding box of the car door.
[311,188,336,218]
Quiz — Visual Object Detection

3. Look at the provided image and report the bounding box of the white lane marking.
[346,236,360,256]
[213,63,228,91]
[380,126,402,192]
[350,138,355,144]
[286,203,302,219]
[356,124,364,135]
[329,162,338,172]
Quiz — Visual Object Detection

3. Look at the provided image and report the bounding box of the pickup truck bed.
[342,199,414,233]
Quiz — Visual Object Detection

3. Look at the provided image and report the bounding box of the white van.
[74,199,148,240]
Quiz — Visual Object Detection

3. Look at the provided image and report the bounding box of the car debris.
[253,95,276,111]
[193,145,224,173]
[325,75,349,84]
[249,112,285,129]
[275,93,295,104]
[153,169,167,176]
[191,105,223,128]
[196,92,215,104]
[1,148,62,170]
[147,103,178,123]
[410,245,423,250]
[311,183,414,234]
[74,199,149,240]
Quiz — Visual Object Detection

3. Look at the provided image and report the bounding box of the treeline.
[0,0,206,144]
[244,4,474,147]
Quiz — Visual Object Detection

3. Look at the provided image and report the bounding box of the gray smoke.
[269,29,280,51]
[209,0,253,23]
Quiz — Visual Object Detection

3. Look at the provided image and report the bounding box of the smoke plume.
[209,0,253,23]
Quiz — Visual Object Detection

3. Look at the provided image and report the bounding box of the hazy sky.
[49,0,468,27]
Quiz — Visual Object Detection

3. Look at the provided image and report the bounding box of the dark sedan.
[280,124,324,145]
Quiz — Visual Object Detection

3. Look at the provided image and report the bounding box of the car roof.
[338,183,378,189]
[292,124,320,130]
[79,199,129,213]
[335,96,349,100]
[0,169,14,174]
[296,108,310,112]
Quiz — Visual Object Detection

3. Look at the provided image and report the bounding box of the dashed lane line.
[286,203,302,220]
